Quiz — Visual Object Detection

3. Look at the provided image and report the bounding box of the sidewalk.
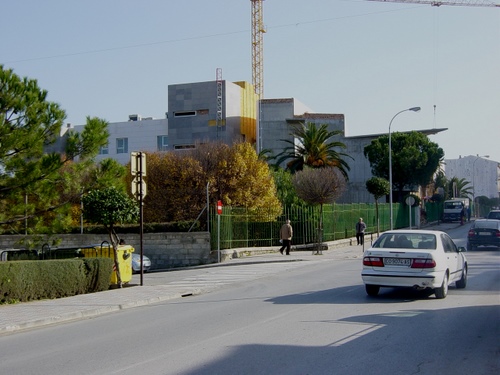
[0,222,459,334]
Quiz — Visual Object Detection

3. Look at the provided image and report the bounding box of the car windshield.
[372,233,436,250]
[474,221,498,229]
[487,212,500,220]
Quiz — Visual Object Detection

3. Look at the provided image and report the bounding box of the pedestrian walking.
[278,219,293,255]
[356,218,367,246]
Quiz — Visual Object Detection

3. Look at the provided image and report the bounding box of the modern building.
[444,155,500,200]
[66,78,448,203]
[167,80,258,148]
[65,80,259,165]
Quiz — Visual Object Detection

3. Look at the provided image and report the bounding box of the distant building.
[444,156,500,199]
[66,79,448,203]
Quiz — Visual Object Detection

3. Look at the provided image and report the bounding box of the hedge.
[0,258,113,304]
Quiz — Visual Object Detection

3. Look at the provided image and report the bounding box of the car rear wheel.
[456,266,467,289]
[365,284,380,297]
[435,272,449,299]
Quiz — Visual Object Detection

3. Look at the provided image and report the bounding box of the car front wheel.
[435,272,449,299]
[365,284,380,297]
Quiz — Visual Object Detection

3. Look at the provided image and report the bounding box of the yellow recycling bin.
[80,243,134,285]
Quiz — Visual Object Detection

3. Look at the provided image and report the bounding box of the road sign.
[131,152,147,176]
[217,200,223,215]
[131,176,147,200]
[405,196,415,206]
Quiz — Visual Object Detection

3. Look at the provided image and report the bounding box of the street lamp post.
[389,106,421,230]
[472,155,489,218]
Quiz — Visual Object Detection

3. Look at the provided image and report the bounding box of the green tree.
[365,177,390,235]
[274,122,352,180]
[82,187,139,287]
[0,66,109,233]
[364,131,444,203]
[292,167,346,254]
[271,168,305,207]
[432,170,447,200]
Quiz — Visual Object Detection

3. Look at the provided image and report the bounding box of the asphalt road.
[0,223,498,375]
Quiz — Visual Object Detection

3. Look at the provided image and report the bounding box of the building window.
[99,144,109,155]
[157,135,168,151]
[174,111,196,117]
[174,144,195,150]
[116,138,128,154]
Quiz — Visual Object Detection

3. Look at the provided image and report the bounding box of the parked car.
[131,253,152,273]
[361,230,467,299]
[467,219,500,250]
[487,210,500,220]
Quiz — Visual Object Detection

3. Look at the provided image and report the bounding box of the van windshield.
[444,202,463,209]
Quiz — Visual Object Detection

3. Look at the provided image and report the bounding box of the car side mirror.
[458,246,467,252]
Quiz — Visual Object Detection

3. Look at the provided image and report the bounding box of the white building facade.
[444,155,500,200]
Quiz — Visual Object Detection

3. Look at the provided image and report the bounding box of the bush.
[83,258,114,292]
[0,258,113,304]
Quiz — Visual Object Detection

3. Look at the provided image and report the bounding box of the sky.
[1,0,499,163]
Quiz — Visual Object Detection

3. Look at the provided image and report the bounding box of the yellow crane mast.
[251,0,266,99]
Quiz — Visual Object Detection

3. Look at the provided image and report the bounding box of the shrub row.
[0,258,113,304]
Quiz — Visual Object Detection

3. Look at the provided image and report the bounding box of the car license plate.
[479,232,490,236]
[384,258,410,266]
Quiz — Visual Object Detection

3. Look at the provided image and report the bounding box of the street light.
[389,106,421,230]
[472,155,489,218]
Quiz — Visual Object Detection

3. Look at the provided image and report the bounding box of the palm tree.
[274,122,352,180]
[447,177,473,199]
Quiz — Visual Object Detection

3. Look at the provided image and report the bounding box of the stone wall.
[0,232,212,270]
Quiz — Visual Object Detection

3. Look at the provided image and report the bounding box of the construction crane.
[366,0,499,7]
[251,0,266,99]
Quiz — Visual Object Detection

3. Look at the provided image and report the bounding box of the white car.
[131,253,152,273]
[361,230,467,299]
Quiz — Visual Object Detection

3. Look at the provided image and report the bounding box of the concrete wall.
[259,98,298,164]
[342,134,381,204]
[0,232,212,270]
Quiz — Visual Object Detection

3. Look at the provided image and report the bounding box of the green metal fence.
[209,202,437,251]
[424,201,442,223]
